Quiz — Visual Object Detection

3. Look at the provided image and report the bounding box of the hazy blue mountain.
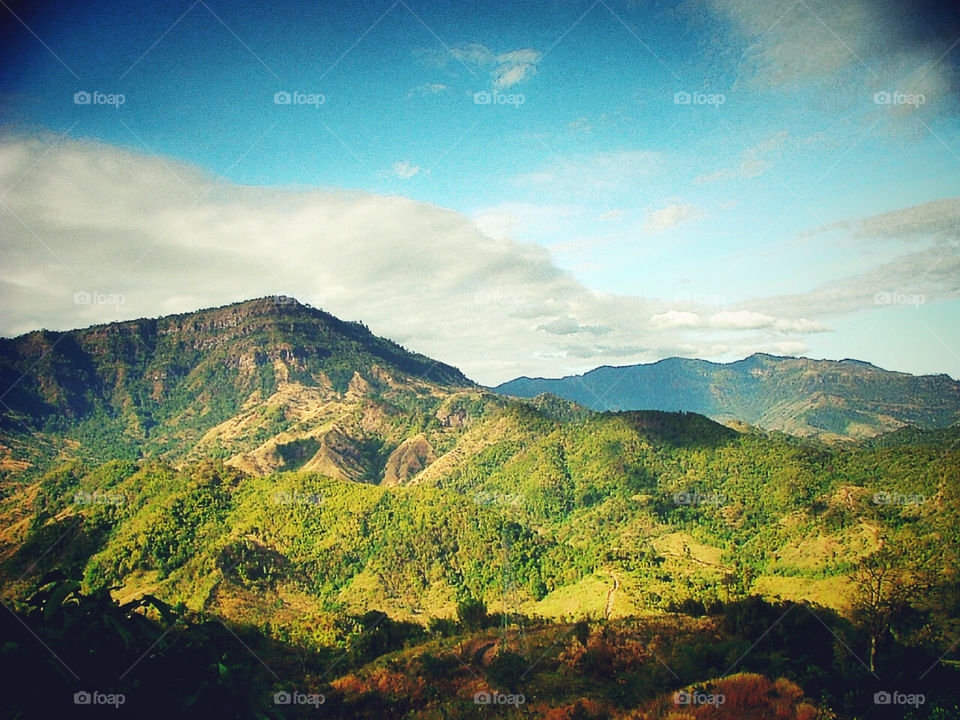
[495,354,960,440]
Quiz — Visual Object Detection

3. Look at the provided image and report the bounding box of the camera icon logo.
[273,690,292,704]
[873,91,891,105]
[73,691,92,705]
[473,691,492,704]
[73,290,92,305]
[673,492,692,506]
[874,691,892,704]
[674,690,692,705]
[74,91,91,105]
[674,91,691,105]
[473,91,492,105]
[274,91,292,105]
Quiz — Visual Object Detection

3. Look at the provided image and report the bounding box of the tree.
[457,597,488,631]
[851,543,928,672]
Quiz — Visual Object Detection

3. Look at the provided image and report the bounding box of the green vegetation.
[1,299,958,718]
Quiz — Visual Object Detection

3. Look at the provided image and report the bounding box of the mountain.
[495,353,960,441]
[0,297,478,479]
[1,301,959,718]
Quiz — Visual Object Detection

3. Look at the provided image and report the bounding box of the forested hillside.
[1,301,958,718]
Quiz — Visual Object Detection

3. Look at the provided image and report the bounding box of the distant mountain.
[0,297,476,475]
[495,354,960,441]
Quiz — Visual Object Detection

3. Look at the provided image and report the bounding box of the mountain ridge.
[495,353,960,441]
[0,296,476,475]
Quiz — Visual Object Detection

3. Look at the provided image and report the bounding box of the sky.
[1,0,959,385]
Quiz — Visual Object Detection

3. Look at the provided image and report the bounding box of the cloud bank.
[1,136,957,384]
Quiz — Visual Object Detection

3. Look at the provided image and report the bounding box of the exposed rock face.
[381,435,436,486]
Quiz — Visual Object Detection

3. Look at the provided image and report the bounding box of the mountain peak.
[0,300,474,464]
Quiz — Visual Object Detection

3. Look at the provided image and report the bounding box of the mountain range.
[1,298,958,719]
[496,354,960,441]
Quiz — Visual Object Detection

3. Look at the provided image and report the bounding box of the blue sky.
[1,0,960,383]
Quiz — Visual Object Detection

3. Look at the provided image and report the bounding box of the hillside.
[495,353,960,441]
[0,297,480,480]
[1,301,959,718]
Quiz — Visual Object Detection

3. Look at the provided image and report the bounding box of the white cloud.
[537,316,610,336]
[703,0,956,126]
[769,340,809,356]
[650,311,701,329]
[710,310,776,330]
[774,318,830,333]
[3,136,690,383]
[471,203,583,242]
[492,49,542,88]
[390,161,423,179]
[6,137,951,384]
[856,198,960,241]
[756,199,960,320]
[449,43,494,66]
[433,43,542,89]
[643,203,698,233]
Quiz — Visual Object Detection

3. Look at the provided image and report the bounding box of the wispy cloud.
[694,131,788,184]
[424,42,543,88]
[703,0,958,127]
[389,161,423,179]
[643,203,699,233]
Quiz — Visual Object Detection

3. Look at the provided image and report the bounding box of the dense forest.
[2,408,958,718]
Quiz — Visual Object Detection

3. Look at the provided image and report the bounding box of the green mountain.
[495,354,960,441]
[1,301,958,719]
[0,297,476,478]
